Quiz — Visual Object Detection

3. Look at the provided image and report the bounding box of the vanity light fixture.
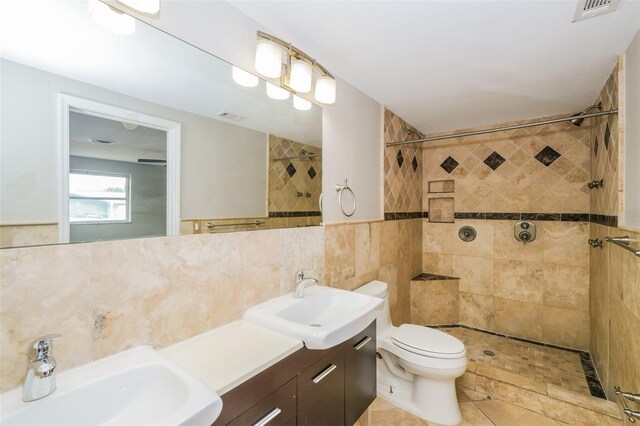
[254,31,337,105]
[266,82,290,100]
[315,76,337,104]
[115,0,160,14]
[289,58,313,93]
[88,0,136,35]
[232,66,259,88]
[293,95,312,111]
[255,39,284,79]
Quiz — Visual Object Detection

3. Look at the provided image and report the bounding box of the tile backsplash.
[0,226,324,392]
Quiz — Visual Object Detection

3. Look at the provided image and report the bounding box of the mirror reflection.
[0,1,322,249]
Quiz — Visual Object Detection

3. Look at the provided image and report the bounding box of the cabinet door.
[227,378,297,426]
[344,321,377,426]
[298,348,345,426]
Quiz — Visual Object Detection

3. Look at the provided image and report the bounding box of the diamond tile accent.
[268,135,321,214]
[307,166,316,180]
[383,108,423,213]
[285,162,297,177]
[534,146,561,167]
[604,124,610,150]
[396,149,404,168]
[483,151,506,171]
[411,156,418,172]
[440,156,459,174]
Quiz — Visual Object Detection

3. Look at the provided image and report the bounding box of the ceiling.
[231,0,640,134]
[0,1,321,147]
[70,112,167,164]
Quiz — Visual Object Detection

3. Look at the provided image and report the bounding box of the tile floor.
[359,394,564,426]
[438,326,592,396]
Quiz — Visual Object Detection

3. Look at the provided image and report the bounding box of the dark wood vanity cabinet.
[215,320,376,426]
[344,322,377,426]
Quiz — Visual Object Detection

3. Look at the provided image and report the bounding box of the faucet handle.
[26,334,61,360]
[295,268,317,283]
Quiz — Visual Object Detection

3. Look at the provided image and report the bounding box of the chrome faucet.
[294,269,319,298]
[22,334,61,402]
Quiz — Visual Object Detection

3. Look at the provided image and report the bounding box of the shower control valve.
[514,221,536,245]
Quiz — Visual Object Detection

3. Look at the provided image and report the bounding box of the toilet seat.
[391,325,465,359]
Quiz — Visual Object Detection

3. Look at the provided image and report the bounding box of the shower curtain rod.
[386,109,618,148]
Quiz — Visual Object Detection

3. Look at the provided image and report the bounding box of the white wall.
[624,30,640,230]
[0,59,267,224]
[114,1,384,223]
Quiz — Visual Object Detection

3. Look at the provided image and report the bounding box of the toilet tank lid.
[354,280,388,298]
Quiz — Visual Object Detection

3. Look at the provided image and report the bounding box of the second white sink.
[244,286,382,349]
[0,346,222,425]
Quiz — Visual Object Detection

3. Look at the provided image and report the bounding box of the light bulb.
[266,82,290,100]
[232,66,259,87]
[88,0,136,35]
[293,95,312,111]
[115,0,160,14]
[314,76,336,104]
[289,58,312,93]
[255,40,283,78]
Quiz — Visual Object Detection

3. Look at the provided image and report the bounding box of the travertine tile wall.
[0,224,58,248]
[590,63,621,218]
[268,135,322,213]
[323,219,422,326]
[422,219,590,350]
[589,59,640,408]
[590,224,640,404]
[0,226,324,392]
[384,109,423,213]
[414,110,592,350]
[421,116,591,214]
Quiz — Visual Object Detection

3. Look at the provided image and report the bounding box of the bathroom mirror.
[0,1,322,248]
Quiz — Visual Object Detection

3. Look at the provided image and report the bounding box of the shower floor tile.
[436,326,595,397]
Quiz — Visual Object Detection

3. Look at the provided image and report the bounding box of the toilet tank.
[354,280,388,299]
[355,281,392,334]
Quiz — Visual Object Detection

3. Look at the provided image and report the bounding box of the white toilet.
[355,280,468,425]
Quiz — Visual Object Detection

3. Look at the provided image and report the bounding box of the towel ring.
[335,179,356,217]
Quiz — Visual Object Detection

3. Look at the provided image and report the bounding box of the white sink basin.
[244,286,382,349]
[0,346,222,425]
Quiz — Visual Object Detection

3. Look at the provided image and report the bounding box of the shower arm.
[386,108,618,148]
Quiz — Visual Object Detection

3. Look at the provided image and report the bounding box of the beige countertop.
[160,320,303,395]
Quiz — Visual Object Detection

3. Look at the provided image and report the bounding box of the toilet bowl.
[355,280,467,425]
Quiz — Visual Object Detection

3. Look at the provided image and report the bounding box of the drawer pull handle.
[354,336,372,351]
[312,364,337,384]
[253,407,282,426]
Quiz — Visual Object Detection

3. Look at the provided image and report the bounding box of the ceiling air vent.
[573,0,621,22]
[215,111,246,122]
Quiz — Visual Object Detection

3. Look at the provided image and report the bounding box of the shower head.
[570,102,603,126]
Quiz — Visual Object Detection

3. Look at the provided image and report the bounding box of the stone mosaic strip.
[268,211,322,218]
[411,272,459,281]
[383,212,427,221]
[590,214,618,227]
[429,324,607,400]
[385,212,591,222]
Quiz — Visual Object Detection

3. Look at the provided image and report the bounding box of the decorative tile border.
[268,211,322,218]
[427,324,607,400]
[383,211,595,222]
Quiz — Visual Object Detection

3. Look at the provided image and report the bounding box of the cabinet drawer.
[227,378,296,426]
[298,348,345,426]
